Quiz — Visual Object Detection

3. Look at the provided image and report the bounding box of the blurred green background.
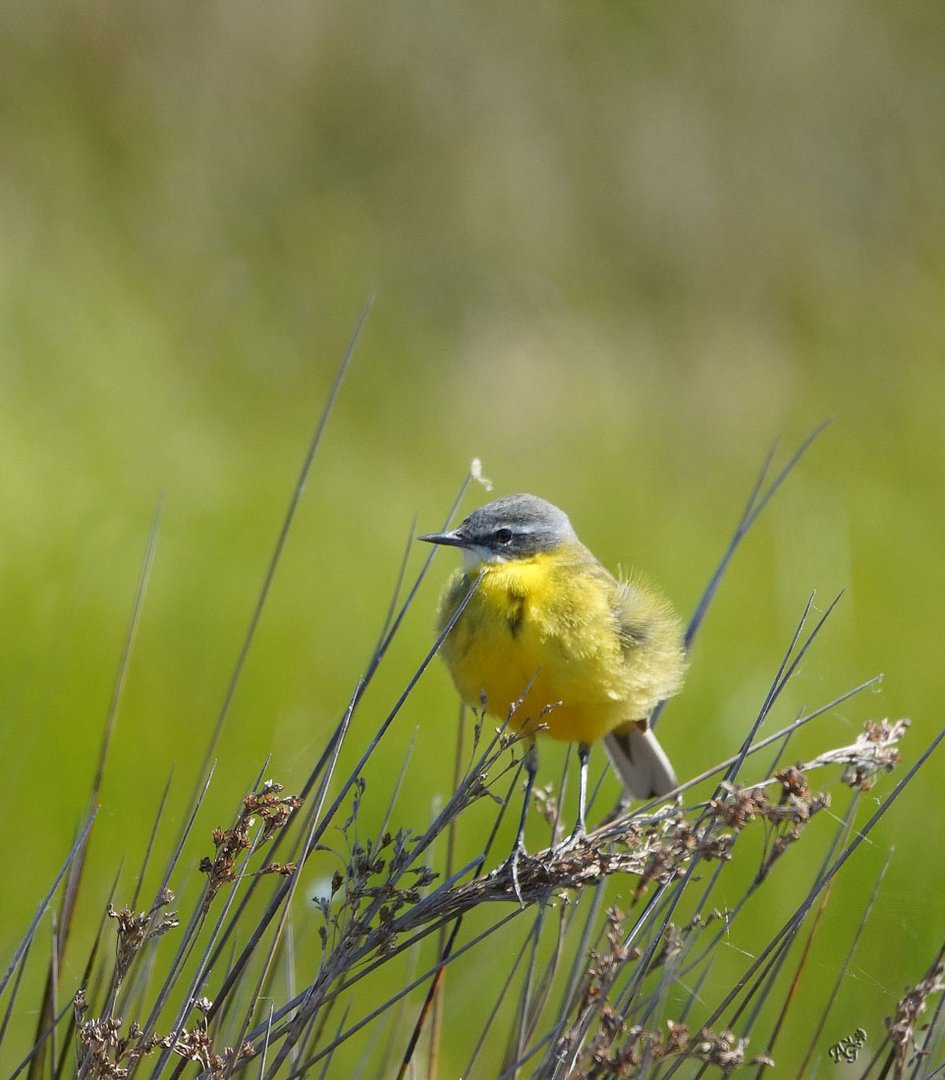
[2,1,945,1071]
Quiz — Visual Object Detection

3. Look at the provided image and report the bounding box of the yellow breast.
[434,547,684,745]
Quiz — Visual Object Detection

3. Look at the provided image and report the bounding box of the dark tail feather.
[603,727,677,800]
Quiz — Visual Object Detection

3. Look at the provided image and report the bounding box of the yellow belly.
[450,649,627,744]
[435,550,676,745]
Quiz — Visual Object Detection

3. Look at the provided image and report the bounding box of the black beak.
[419,530,466,547]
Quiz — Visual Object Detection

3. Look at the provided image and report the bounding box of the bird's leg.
[576,742,590,836]
[507,740,538,904]
[565,742,590,844]
[552,743,592,854]
[513,741,538,853]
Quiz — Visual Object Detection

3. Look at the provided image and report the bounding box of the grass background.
[2,2,944,1072]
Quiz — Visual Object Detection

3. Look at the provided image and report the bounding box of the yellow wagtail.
[421,493,686,842]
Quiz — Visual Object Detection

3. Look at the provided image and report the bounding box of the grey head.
[420,493,578,564]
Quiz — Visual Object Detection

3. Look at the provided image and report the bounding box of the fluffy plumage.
[423,494,686,799]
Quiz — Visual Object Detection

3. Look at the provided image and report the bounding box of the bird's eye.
[494,527,513,545]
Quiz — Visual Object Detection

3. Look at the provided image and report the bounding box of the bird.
[420,493,687,846]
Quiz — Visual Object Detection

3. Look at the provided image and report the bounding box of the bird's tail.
[603,724,677,800]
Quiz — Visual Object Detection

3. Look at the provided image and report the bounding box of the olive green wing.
[604,575,687,799]
[610,576,687,706]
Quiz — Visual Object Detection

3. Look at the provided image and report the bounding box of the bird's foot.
[499,841,547,906]
[553,820,588,855]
